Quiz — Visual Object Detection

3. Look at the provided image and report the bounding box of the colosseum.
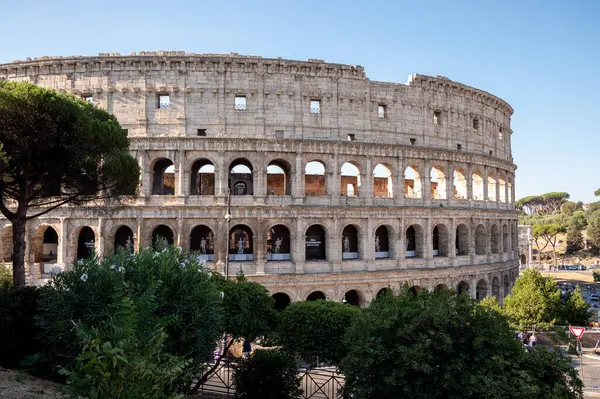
[0,51,518,308]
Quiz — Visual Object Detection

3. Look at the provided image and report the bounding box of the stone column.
[361,156,373,205]
[176,217,184,247]
[136,217,143,253]
[176,151,185,197]
[365,218,375,271]
[97,218,104,257]
[469,218,476,264]
[470,277,478,299]
[138,151,148,197]
[424,218,432,264]
[449,218,457,266]
[395,155,405,202]
[255,219,265,275]
[397,218,405,261]
[329,218,341,272]
[495,168,501,205]
[466,164,473,201]
[422,160,431,203]
[215,152,226,204]
[483,166,489,202]
[58,218,67,266]
[294,217,305,274]
[293,152,304,204]
[446,162,454,200]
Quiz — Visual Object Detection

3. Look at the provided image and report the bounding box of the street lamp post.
[224,188,231,280]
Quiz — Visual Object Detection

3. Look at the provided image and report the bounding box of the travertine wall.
[0,52,519,305]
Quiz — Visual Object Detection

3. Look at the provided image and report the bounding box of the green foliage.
[277,300,360,365]
[341,289,583,399]
[517,192,569,215]
[504,269,590,329]
[594,271,600,282]
[561,201,577,215]
[595,188,600,197]
[0,286,40,367]
[0,263,11,288]
[30,246,223,384]
[587,210,600,251]
[233,350,303,399]
[479,295,502,312]
[565,224,584,254]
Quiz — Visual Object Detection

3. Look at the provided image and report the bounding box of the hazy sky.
[1,0,598,202]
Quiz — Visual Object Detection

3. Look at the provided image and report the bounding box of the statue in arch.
[237,236,245,254]
[375,235,380,252]
[200,237,207,254]
[274,237,283,253]
[343,235,350,253]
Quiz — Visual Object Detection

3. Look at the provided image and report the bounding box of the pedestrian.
[529,333,538,347]
[242,339,252,359]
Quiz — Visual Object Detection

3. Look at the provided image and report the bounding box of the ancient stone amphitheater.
[0,51,518,308]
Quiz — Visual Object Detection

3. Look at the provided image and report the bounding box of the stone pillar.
[215,219,225,273]
[58,218,67,266]
[365,218,375,271]
[495,168,501,205]
[136,217,143,252]
[176,151,185,197]
[255,219,265,275]
[97,218,104,257]
[483,166,489,202]
[449,218,457,265]
[176,217,184,247]
[293,152,304,204]
[424,218,432,264]
[446,162,454,200]
[294,218,305,273]
[138,151,148,197]
[422,161,431,203]
[395,155,405,202]
[215,152,226,204]
[470,277,478,299]
[466,164,473,201]
[469,218,476,264]
[329,218,341,272]
[397,218,405,261]
[254,155,266,203]
[362,156,373,205]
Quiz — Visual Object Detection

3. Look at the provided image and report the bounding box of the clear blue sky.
[2,0,598,202]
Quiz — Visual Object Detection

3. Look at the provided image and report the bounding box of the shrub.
[0,263,12,288]
[594,271,600,282]
[30,246,224,389]
[0,285,40,367]
[234,350,302,399]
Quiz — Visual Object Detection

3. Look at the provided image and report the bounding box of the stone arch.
[457,280,469,294]
[267,159,292,196]
[152,225,174,248]
[340,161,361,197]
[266,224,291,261]
[376,287,392,298]
[306,291,327,301]
[405,224,424,258]
[499,176,507,203]
[507,179,513,203]
[409,286,421,296]
[190,158,215,195]
[453,168,468,199]
[502,224,509,253]
[490,224,500,254]
[342,224,360,260]
[305,224,326,261]
[305,160,326,196]
[34,226,59,263]
[152,158,175,195]
[375,225,391,259]
[404,165,422,198]
[476,279,488,301]
[0,226,13,262]
[228,224,254,261]
[456,223,469,256]
[373,163,393,198]
[114,225,134,253]
[472,169,484,200]
[503,274,510,296]
[229,158,254,195]
[475,224,487,255]
[76,226,95,260]
[272,292,291,311]
[343,289,364,306]
[435,284,449,292]
[430,166,447,200]
[190,225,214,261]
[487,172,497,202]
[520,254,527,266]
[492,276,500,298]
[432,223,449,257]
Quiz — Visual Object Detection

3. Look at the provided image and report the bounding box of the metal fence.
[194,357,345,398]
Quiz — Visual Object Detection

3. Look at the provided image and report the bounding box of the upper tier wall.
[0,52,514,162]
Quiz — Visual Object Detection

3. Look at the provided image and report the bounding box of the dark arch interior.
[342,225,358,254]
[152,158,175,195]
[433,226,439,251]
[43,227,58,244]
[267,160,291,195]
[305,225,326,260]
[376,287,392,298]
[42,227,58,262]
[114,226,134,253]
[457,281,469,294]
[190,159,215,195]
[152,225,174,248]
[190,225,214,254]
[229,225,253,255]
[375,226,389,255]
[406,226,416,254]
[266,225,291,260]
[434,284,448,292]
[77,226,95,260]
[229,159,253,195]
[344,290,361,306]
[306,291,326,301]
[272,293,291,311]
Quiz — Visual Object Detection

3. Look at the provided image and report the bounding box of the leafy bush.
[30,246,224,390]
[0,285,40,367]
[594,271,600,282]
[0,263,12,288]
[234,349,302,399]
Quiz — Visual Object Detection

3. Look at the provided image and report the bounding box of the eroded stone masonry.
[0,51,519,307]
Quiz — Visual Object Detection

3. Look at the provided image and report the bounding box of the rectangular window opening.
[275,130,284,139]
[158,94,170,109]
[472,118,479,130]
[197,129,207,137]
[378,104,386,119]
[235,95,246,111]
[433,110,442,125]
[347,134,355,141]
[410,138,416,146]
[310,99,321,114]
[457,144,462,150]
[83,95,94,104]
[489,150,493,156]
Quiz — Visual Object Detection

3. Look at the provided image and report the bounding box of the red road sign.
[569,326,585,339]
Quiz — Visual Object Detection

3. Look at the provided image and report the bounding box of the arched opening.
[453,169,467,199]
[229,224,253,261]
[342,225,359,260]
[520,254,527,266]
[405,224,423,258]
[430,166,446,200]
[432,224,449,257]
[499,177,507,203]
[152,158,175,195]
[492,277,500,298]
[472,170,484,201]
[404,165,422,198]
[229,159,253,196]
[305,161,326,196]
[0,226,13,262]
[373,163,393,198]
[375,225,390,259]
[457,281,469,294]
[305,225,326,261]
[266,225,291,261]
[435,284,448,292]
[490,224,500,254]
[340,162,361,197]
[76,227,95,260]
[272,293,291,311]
[487,173,497,202]
[508,181,513,203]
[41,227,58,262]
[409,286,421,296]
[456,224,469,256]
[152,225,174,248]
[503,274,510,296]
[190,159,215,195]
[343,290,361,306]
[475,224,487,255]
[376,287,392,298]
[502,225,509,253]
[267,160,291,195]
[190,225,214,261]
[306,291,326,301]
[114,226,134,253]
[476,279,488,301]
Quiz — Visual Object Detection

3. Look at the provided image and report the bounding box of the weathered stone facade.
[0,52,519,306]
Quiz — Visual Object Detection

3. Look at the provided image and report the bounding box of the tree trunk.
[12,217,27,287]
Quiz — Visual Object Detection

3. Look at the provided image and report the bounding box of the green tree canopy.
[0,81,140,286]
[517,192,570,215]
